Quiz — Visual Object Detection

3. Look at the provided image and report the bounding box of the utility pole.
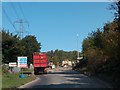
[77,34,80,60]
[14,19,28,39]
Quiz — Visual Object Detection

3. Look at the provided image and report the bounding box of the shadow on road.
[30,83,91,88]
[46,72,79,74]
[31,74,108,88]
[46,70,79,74]
[19,69,111,89]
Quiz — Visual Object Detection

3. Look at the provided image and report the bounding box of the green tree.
[2,30,20,63]
[2,30,41,66]
[47,49,80,65]
[20,35,41,65]
[80,1,120,87]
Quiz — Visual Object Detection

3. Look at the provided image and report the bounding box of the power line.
[11,2,30,35]
[3,2,30,37]
[18,3,26,20]
[18,3,31,34]
[10,2,20,19]
[2,7,17,31]
[14,19,28,39]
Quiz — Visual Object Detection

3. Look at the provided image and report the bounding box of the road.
[19,67,111,88]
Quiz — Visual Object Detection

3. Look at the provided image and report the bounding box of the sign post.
[17,56,27,78]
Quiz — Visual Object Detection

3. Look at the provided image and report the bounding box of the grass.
[22,68,33,72]
[2,71,36,88]
[0,69,2,90]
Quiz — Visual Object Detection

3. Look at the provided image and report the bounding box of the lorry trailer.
[33,52,48,75]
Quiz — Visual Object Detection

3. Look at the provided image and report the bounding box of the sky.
[2,2,115,52]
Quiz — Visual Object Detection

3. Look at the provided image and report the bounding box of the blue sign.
[18,56,27,68]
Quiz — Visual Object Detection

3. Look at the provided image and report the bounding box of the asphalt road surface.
[19,67,111,88]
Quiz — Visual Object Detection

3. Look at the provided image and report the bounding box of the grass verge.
[2,72,36,88]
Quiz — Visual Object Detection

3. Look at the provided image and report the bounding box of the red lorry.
[33,52,48,75]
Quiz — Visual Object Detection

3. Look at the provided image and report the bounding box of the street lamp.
[77,34,80,60]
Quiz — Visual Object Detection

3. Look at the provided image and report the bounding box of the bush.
[2,64,9,74]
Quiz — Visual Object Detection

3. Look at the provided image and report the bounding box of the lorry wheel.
[34,72,37,75]
[34,71,38,75]
[44,72,47,74]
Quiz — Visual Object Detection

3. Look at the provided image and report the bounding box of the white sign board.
[17,56,27,68]
[9,62,17,67]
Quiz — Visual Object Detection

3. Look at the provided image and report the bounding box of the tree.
[20,35,41,65]
[110,1,120,21]
[2,30,20,63]
[2,30,41,66]
[46,49,80,65]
